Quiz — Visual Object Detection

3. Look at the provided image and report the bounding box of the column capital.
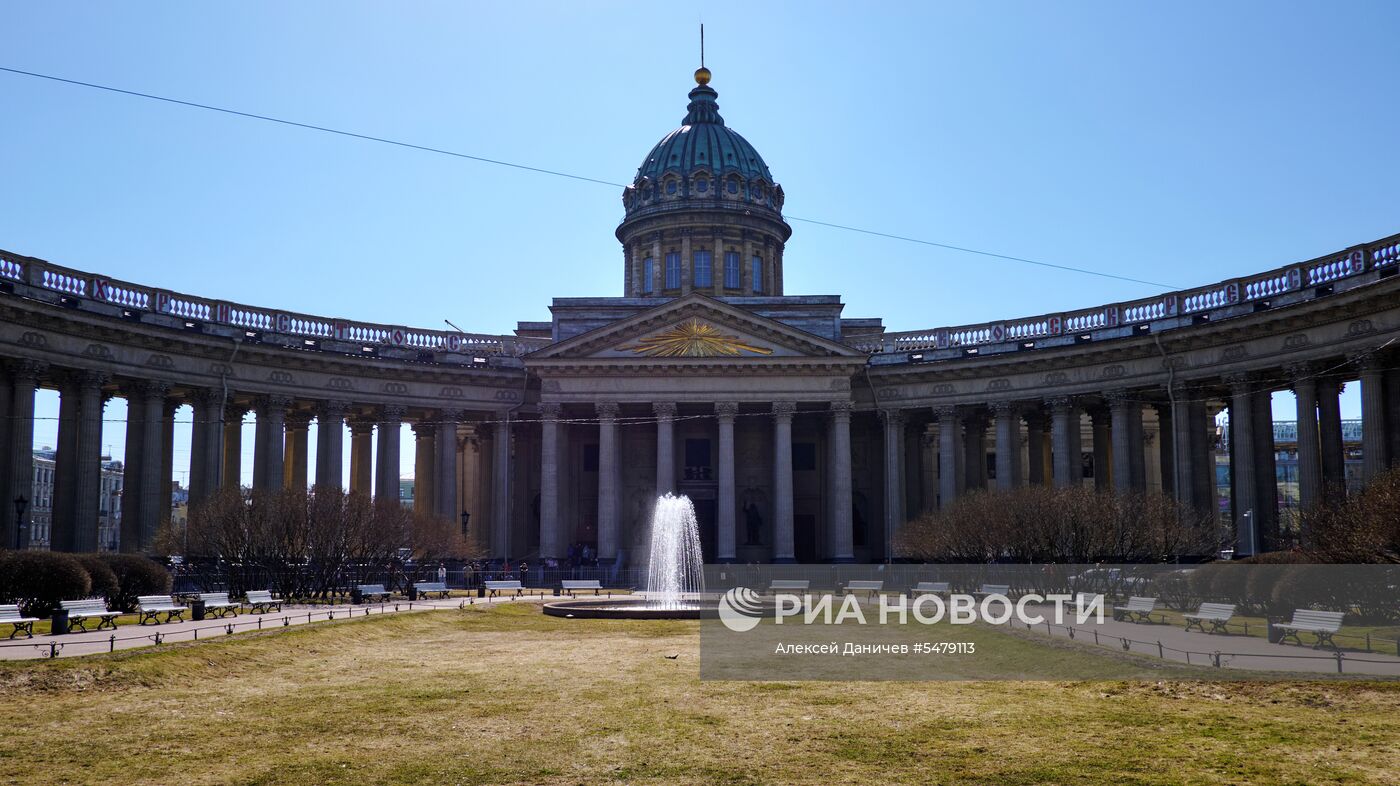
[437,407,466,422]
[1104,389,1136,407]
[1222,372,1256,394]
[1022,407,1048,427]
[773,401,798,419]
[1045,396,1076,412]
[715,401,739,419]
[75,369,111,389]
[188,386,222,408]
[934,405,959,422]
[285,411,313,428]
[829,400,854,417]
[316,399,350,419]
[595,402,620,420]
[653,402,677,419]
[877,406,902,425]
[1348,349,1384,373]
[348,417,375,435]
[6,358,48,380]
[225,402,250,420]
[379,404,406,422]
[1285,362,1314,382]
[255,394,293,412]
[989,401,1019,417]
[540,402,564,420]
[129,379,171,399]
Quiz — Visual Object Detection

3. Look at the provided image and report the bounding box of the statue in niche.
[743,501,764,546]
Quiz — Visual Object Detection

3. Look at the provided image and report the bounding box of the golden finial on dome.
[695,23,711,85]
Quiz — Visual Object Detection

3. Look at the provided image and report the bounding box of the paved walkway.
[0,595,541,661]
[1014,602,1400,677]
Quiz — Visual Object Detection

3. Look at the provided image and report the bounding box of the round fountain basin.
[541,598,717,620]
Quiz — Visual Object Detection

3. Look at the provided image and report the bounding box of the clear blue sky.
[4,2,1397,483]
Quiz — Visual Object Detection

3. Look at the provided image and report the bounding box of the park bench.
[561,579,603,597]
[909,581,950,597]
[245,590,282,613]
[356,584,392,602]
[768,579,810,594]
[843,580,884,598]
[974,583,1010,598]
[413,582,450,599]
[1112,596,1157,623]
[1273,609,1345,649]
[60,599,121,632]
[0,605,40,639]
[197,592,240,618]
[1183,602,1236,634]
[484,580,524,598]
[137,595,187,625]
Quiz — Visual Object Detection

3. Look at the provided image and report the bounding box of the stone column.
[963,411,987,492]
[715,402,738,562]
[437,409,463,521]
[159,401,175,529]
[284,412,311,491]
[1088,407,1111,491]
[1107,392,1135,493]
[651,235,663,294]
[349,419,374,495]
[1226,375,1259,555]
[880,407,905,560]
[1024,409,1047,487]
[992,402,1021,491]
[654,402,677,496]
[72,371,108,552]
[596,403,620,562]
[137,381,169,552]
[0,365,11,544]
[1357,355,1388,482]
[119,380,146,552]
[1316,377,1346,499]
[314,401,347,491]
[187,389,216,507]
[1127,399,1147,490]
[1291,367,1323,510]
[1250,388,1279,549]
[374,405,404,502]
[1154,403,1175,496]
[538,403,562,559]
[253,396,289,492]
[1049,397,1078,488]
[828,401,854,562]
[936,406,962,508]
[492,417,512,559]
[679,231,692,294]
[51,378,80,551]
[222,405,246,490]
[772,402,797,562]
[412,422,436,515]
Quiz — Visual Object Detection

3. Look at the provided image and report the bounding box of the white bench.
[843,580,884,598]
[245,590,281,613]
[137,595,186,625]
[561,579,603,597]
[768,580,810,593]
[1113,596,1157,623]
[975,583,1011,598]
[198,592,240,618]
[1274,609,1345,649]
[1183,602,1236,634]
[484,580,524,598]
[414,582,450,599]
[356,584,391,601]
[0,605,40,639]
[61,599,121,632]
[910,581,951,597]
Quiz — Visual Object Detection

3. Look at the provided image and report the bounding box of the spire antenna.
[700,23,705,68]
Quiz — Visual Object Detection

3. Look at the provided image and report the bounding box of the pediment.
[526,294,866,363]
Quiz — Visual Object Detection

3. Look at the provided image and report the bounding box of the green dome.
[622,76,783,216]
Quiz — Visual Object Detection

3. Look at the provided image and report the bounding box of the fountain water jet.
[645,494,705,608]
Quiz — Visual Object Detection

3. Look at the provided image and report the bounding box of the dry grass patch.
[0,603,1397,785]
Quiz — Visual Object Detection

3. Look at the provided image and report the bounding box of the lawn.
[1,603,1397,785]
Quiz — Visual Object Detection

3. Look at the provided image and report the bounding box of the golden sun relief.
[617,318,775,357]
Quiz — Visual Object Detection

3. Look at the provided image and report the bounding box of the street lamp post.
[12,496,29,550]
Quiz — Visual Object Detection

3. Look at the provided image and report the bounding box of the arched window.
[694,250,712,287]
[665,253,681,289]
[751,256,764,294]
[727,178,739,194]
[696,177,709,193]
[665,179,678,196]
[642,257,654,294]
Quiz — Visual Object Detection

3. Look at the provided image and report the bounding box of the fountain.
[542,493,712,619]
